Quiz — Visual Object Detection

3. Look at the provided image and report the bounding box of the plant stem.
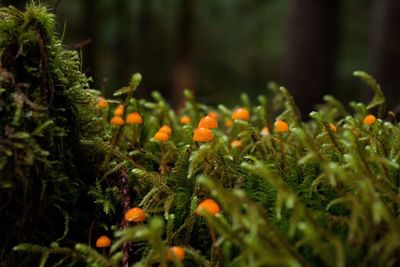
[279,133,287,171]
[208,222,220,267]
[119,169,131,267]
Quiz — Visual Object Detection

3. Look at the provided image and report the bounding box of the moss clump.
[0,4,102,266]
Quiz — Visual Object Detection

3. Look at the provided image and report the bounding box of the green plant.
[2,4,400,267]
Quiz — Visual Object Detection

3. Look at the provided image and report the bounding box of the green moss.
[0,4,101,266]
[1,4,400,267]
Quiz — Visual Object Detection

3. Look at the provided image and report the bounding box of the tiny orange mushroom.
[96,235,111,248]
[97,97,109,108]
[193,127,214,142]
[231,140,242,148]
[154,131,169,142]
[114,104,124,116]
[110,116,124,126]
[196,198,221,215]
[198,115,218,129]
[167,246,185,262]
[126,112,143,124]
[329,123,337,133]
[208,111,218,120]
[260,127,270,137]
[124,207,146,223]
[180,116,191,125]
[159,125,172,135]
[225,119,233,127]
[231,108,250,121]
[363,114,376,126]
[274,120,289,133]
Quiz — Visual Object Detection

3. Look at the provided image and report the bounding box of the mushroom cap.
[97,97,108,108]
[126,112,143,124]
[208,111,218,120]
[274,120,289,133]
[260,127,270,137]
[231,140,242,148]
[95,235,111,248]
[159,125,172,135]
[124,207,146,223]
[167,246,185,262]
[196,198,221,215]
[179,116,191,125]
[329,123,337,133]
[198,115,218,129]
[110,116,124,126]
[193,127,214,142]
[225,119,233,127]
[231,108,250,121]
[363,114,376,126]
[154,131,169,142]
[114,104,124,116]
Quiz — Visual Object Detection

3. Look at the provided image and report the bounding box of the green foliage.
[0,3,101,265]
[2,4,400,267]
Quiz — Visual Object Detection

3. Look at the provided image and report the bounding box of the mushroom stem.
[111,126,122,147]
[132,124,137,147]
[103,125,122,171]
[102,247,106,257]
[160,143,166,175]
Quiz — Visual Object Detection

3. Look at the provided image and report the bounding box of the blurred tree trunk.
[82,0,97,80]
[282,0,340,116]
[172,0,196,109]
[1,0,24,8]
[137,0,152,99]
[370,0,400,110]
[115,1,134,91]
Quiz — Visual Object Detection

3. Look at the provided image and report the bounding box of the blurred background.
[2,0,400,114]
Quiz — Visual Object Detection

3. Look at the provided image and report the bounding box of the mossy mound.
[0,4,102,265]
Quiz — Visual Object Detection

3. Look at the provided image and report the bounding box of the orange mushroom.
[159,125,172,135]
[329,123,337,133]
[231,108,250,121]
[198,115,218,129]
[114,104,124,116]
[96,235,111,248]
[274,120,289,133]
[208,111,218,120]
[193,127,214,142]
[126,112,143,124]
[110,116,124,126]
[260,127,270,137]
[196,198,221,215]
[154,131,169,142]
[231,140,242,148]
[179,116,191,125]
[363,114,376,126]
[225,119,233,127]
[124,207,146,223]
[97,97,108,108]
[167,246,185,262]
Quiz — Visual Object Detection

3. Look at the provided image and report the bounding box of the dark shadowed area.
[2,0,400,114]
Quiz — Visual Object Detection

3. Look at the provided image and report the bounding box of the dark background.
[2,0,400,114]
